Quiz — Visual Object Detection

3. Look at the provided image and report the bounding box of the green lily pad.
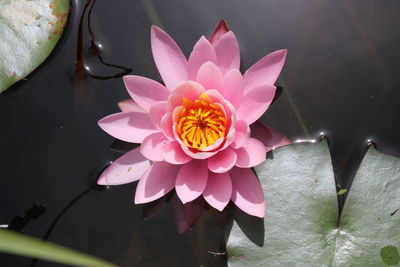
[0,0,69,93]
[0,229,117,267]
[227,140,400,266]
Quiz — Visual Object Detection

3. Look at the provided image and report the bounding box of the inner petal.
[177,93,227,150]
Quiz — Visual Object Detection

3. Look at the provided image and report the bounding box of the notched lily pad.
[0,0,70,93]
[227,140,400,266]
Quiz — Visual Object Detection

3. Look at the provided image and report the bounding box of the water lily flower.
[98,21,287,218]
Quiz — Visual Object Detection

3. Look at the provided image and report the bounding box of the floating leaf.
[0,0,70,93]
[0,229,117,267]
[227,141,400,266]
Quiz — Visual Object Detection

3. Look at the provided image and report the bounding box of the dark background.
[1,0,400,266]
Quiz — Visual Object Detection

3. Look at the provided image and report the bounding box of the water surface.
[1,0,400,266]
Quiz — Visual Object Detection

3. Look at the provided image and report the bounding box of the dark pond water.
[1,0,400,266]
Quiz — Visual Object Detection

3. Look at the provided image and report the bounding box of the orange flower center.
[177,93,227,150]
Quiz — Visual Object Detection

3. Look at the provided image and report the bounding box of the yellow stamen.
[177,93,227,150]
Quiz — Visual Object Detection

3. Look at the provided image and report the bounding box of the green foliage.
[227,141,400,266]
[0,0,69,92]
[0,229,117,267]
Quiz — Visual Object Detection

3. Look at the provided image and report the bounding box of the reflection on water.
[8,204,47,233]
[75,0,132,79]
[1,0,400,266]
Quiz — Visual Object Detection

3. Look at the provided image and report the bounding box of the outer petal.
[123,75,170,111]
[196,61,223,92]
[209,20,229,45]
[222,68,244,108]
[140,132,167,161]
[203,172,232,211]
[151,26,188,89]
[243,49,287,92]
[98,112,158,143]
[176,160,208,203]
[135,162,180,204]
[230,120,250,149]
[162,142,192,165]
[250,121,291,151]
[208,148,237,173]
[149,101,167,129]
[117,99,146,113]
[235,138,266,168]
[213,31,240,74]
[230,167,265,218]
[97,147,151,186]
[188,36,217,80]
[236,84,276,125]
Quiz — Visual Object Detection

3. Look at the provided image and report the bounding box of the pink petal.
[175,160,208,203]
[208,148,237,173]
[162,142,192,165]
[222,68,244,108]
[250,121,291,151]
[140,132,167,161]
[117,99,146,113]
[236,84,276,125]
[209,20,230,45]
[230,167,265,218]
[243,49,287,92]
[179,142,218,160]
[204,89,235,122]
[135,162,180,204]
[201,91,237,151]
[188,36,217,80]
[230,120,250,149]
[213,31,240,74]
[200,137,224,152]
[151,26,188,89]
[203,172,232,211]
[235,138,266,168]
[196,61,223,92]
[98,112,158,143]
[123,75,170,111]
[161,113,175,140]
[172,81,205,101]
[97,147,151,186]
[149,101,167,129]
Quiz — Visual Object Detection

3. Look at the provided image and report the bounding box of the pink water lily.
[98,21,287,218]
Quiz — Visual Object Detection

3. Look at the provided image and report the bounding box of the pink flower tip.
[97,176,107,186]
[209,20,230,44]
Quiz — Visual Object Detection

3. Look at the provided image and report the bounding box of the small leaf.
[380,246,400,265]
[0,229,117,267]
[0,0,70,92]
[337,189,347,196]
[227,140,400,266]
